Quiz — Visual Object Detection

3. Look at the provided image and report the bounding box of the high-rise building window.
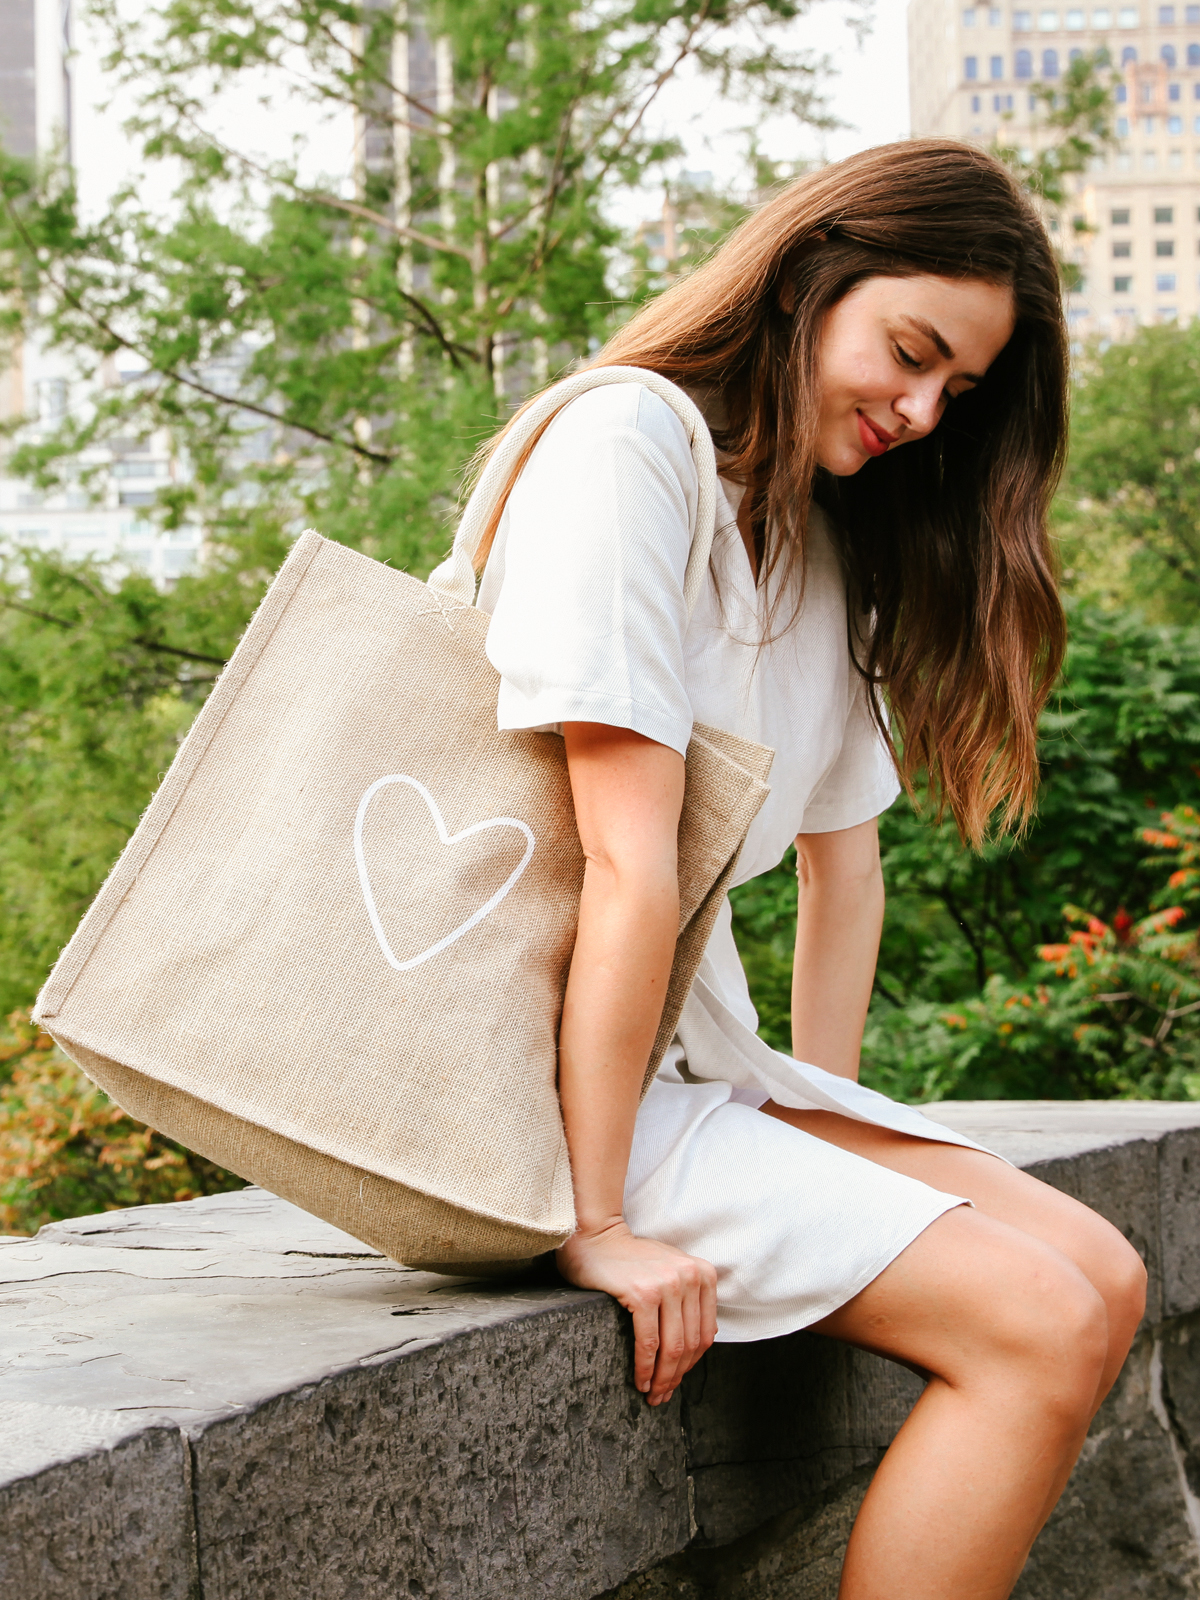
[1093,4,1112,17]
[1190,41,1200,61]
[1145,148,1158,166]
[1119,4,1139,19]
[1043,46,1060,71]
[964,6,978,21]
[1117,82,1128,99]
[1067,5,1085,21]
[1170,112,1184,128]
[1144,113,1156,129]
[991,53,1005,74]
[1194,112,1200,129]
[1069,44,1084,57]
[1114,274,1133,289]
[1122,44,1138,61]
[1113,239,1133,254]
[966,54,980,76]
[1157,238,1176,253]
[1157,272,1177,288]
[1118,113,1131,131]
[1039,7,1059,24]
[1112,207,1131,222]
[971,92,982,107]
[1162,42,1178,64]
[1016,46,1034,72]
[989,6,1004,21]
[1156,204,1175,220]
[1186,0,1198,14]
[1170,81,1182,98]
[1159,3,1176,19]
[1171,146,1184,164]
[1014,8,1033,24]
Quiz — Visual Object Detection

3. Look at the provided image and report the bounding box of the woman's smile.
[856,411,896,456]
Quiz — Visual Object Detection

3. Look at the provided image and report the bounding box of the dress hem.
[709,1188,971,1344]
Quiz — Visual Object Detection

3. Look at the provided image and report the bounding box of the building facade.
[909,0,1200,335]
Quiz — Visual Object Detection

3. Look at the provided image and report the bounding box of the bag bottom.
[55,1038,569,1271]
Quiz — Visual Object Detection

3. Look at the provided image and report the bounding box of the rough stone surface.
[680,1334,921,1548]
[596,1472,874,1600]
[3,1101,1200,1599]
[0,1190,688,1599]
[0,1413,197,1600]
[1162,1131,1200,1320]
[1011,1320,1200,1599]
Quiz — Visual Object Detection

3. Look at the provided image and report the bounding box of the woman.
[476,140,1146,1599]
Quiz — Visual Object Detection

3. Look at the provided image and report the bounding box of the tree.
[1054,319,1200,623]
[0,0,845,1011]
[2,0,840,570]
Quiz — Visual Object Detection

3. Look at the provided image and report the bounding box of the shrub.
[0,1011,243,1235]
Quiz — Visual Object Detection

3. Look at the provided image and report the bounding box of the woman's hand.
[557,1221,718,1405]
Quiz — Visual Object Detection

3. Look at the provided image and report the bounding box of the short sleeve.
[480,384,699,757]
[798,666,901,834]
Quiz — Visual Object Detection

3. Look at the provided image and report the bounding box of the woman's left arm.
[791,817,885,1081]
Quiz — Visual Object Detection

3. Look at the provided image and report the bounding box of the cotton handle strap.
[427,365,719,617]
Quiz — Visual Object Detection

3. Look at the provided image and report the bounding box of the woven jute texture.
[34,518,772,1271]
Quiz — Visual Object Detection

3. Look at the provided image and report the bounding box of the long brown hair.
[474,139,1069,846]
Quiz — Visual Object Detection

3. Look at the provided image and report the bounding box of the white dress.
[480,383,997,1343]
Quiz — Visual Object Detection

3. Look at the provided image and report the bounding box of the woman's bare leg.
[760,1107,1147,1600]
[766,1107,1148,1404]
[811,1204,1109,1599]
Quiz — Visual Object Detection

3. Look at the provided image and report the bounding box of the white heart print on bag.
[353,775,536,972]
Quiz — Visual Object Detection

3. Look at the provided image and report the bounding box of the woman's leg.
[765,1107,1148,1405]
[807,1204,1109,1600]
[760,1107,1148,1600]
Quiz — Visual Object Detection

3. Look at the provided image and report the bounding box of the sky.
[649,0,911,193]
[68,0,912,224]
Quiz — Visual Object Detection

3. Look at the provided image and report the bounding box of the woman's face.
[813,274,1016,476]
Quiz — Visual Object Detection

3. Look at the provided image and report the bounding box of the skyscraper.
[908,0,1200,335]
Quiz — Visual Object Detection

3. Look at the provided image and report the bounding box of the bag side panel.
[647,725,774,1091]
[35,531,327,1020]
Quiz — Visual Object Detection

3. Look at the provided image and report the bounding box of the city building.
[908,0,1200,335]
[0,0,200,583]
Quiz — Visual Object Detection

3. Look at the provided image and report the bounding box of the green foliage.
[731,602,1200,1100]
[1055,319,1200,622]
[863,837,1200,1104]
[0,1012,242,1235]
[0,0,843,1020]
[0,0,839,574]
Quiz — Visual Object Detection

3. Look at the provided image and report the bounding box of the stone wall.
[2,1100,1200,1599]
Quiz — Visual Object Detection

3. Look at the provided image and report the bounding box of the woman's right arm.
[555,721,718,1407]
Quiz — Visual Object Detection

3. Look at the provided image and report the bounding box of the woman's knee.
[1086,1219,1147,1342]
[940,1227,1111,1425]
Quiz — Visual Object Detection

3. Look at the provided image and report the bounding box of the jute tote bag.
[34,367,773,1271]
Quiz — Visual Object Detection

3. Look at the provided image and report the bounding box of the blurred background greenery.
[0,13,1194,1232]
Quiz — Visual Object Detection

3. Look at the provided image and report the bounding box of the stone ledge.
[1,1100,1199,1600]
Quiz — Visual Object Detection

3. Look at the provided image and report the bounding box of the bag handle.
[427,365,719,617]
